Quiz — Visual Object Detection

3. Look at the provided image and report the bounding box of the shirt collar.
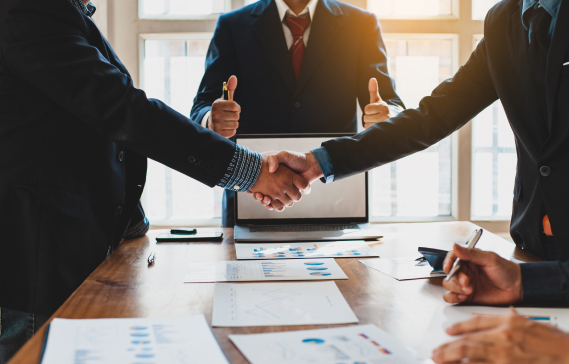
[69,0,97,17]
[522,0,561,29]
[275,0,318,21]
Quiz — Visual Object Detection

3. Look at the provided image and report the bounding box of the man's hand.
[248,151,323,211]
[432,308,569,364]
[442,244,523,305]
[363,78,391,129]
[248,152,311,212]
[209,75,240,138]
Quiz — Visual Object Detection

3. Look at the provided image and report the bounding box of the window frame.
[102,0,511,232]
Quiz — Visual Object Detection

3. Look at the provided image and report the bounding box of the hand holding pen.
[208,75,240,138]
[441,230,523,305]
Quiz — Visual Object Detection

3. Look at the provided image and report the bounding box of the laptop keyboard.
[249,224,361,233]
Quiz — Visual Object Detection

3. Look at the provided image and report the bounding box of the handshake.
[247,151,324,212]
[208,75,395,211]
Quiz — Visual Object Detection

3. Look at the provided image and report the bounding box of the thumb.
[368,78,382,104]
[267,154,281,173]
[227,75,238,100]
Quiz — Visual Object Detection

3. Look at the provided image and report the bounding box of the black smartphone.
[156,232,223,242]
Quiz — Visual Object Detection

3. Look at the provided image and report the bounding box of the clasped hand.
[248,151,324,211]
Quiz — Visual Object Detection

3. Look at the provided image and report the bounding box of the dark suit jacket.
[0,0,237,315]
[190,0,403,224]
[321,0,569,260]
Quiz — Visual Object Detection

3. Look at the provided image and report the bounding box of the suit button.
[539,166,551,176]
[188,156,196,164]
[118,151,124,162]
[203,162,211,170]
[114,206,122,216]
[294,101,300,108]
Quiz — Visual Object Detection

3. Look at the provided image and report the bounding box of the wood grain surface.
[8,222,539,364]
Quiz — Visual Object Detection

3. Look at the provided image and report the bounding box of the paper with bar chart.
[417,305,569,358]
[212,282,358,327]
[41,315,228,364]
[235,241,379,260]
[229,324,419,363]
[184,258,348,282]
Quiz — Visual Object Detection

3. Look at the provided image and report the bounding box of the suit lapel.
[251,0,296,93]
[545,0,569,129]
[294,0,343,95]
[507,1,550,144]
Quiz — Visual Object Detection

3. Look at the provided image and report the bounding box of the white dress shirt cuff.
[201,110,212,129]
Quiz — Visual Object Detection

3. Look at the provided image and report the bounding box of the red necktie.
[284,16,310,80]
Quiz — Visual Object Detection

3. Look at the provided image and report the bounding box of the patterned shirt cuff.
[311,147,335,184]
[217,145,262,192]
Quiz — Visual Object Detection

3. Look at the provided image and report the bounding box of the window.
[368,0,456,19]
[472,0,501,20]
[139,0,230,19]
[471,35,517,220]
[103,0,512,230]
[370,35,457,219]
[140,34,224,225]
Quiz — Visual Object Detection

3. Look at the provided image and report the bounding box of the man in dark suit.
[255,0,569,360]
[190,0,404,226]
[0,0,311,361]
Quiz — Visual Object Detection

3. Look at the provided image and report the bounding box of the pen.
[147,251,156,265]
[223,82,230,101]
[446,228,483,281]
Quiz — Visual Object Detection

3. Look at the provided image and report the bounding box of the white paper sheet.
[417,305,569,359]
[211,281,359,327]
[184,258,348,282]
[230,323,419,364]
[235,241,379,260]
[41,315,228,364]
[359,257,446,280]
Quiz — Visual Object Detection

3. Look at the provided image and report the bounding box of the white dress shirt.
[201,0,320,129]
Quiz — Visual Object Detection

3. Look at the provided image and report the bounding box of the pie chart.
[304,262,324,265]
[310,272,332,276]
[306,267,328,271]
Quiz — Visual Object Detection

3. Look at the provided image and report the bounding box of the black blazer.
[321,0,569,259]
[0,0,237,315]
[190,0,403,134]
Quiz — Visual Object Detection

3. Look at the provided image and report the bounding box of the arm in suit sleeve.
[356,13,404,114]
[321,36,499,181]
[2,1,238,188]
[190,14,238,125]
[521,262,569,305]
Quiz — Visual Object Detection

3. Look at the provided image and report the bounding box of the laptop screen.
[235,134,368,225]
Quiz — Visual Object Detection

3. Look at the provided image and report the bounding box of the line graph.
[213,282,358,327]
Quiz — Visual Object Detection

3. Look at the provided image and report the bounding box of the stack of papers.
[184,258,348,282]
[212,281,359,327]
[230,324,419,364]
[41,315,228,364]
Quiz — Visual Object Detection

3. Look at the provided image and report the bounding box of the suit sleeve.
[1,1,235,188]
[356,13,404,114]
[190,14,238,124]
[521,262,569,305]
[322,35,499,181]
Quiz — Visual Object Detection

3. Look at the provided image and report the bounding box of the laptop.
[234,134,383,242]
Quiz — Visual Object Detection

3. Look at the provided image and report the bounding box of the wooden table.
[8,222,539,364]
